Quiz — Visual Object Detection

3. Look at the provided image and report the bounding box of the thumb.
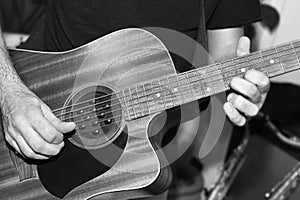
[41,103,76,133]
[237,36,250,57]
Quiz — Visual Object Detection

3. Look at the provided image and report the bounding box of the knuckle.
[26,105,40,116]
[230,77,239,86]
[7,126,15,135]
[233,96,245,109]
[42,126,62,143]
[11,113,24,125]
[232,115,240,124]
[244,69,257,80]
[31,141,44,153]
[47,134,57,143]
[261,76,270,88]
[244,70,253,79]
[248,85,259,98]
[24,150,34,158]
[47,132,60,143]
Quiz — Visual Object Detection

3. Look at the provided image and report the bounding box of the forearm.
[0,28,26,106]
[207,27,244,62]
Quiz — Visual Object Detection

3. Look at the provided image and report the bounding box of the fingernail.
[227,93,234,102]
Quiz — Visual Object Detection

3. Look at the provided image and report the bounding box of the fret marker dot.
[241,68,246,73]
[270,59,275,64]
[156,93,161,97]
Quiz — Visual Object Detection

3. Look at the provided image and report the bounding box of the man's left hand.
[223,36,270,126]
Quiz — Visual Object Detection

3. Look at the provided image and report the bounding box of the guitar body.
[0,29,176,199]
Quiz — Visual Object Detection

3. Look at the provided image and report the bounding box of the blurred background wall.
[255,0,300,86]
[0,1,300,200]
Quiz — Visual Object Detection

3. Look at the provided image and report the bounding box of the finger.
[237,36,250,56]
[15,123,64,156]
[230,77,261,103]
[223,102,246,126]
[227,93,259,117]
[5,133,22,155]
[14,135,49,160]
[41,104,76,133]
[28,106,63,144]
[244,69,270,93]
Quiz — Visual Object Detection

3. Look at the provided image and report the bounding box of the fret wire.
[158,79,167,110]
[152,80,163,112]
[188,71,204,99]
[149,81,156,114]
[130,86,139,119]
[211,63,225,93]
[158,78,166,109]
[120,91,130,120]
[195,69,206,98]
[138,49,297,105]
[177,73,193,101]
[124,55,300,120]
[140,84,149,116]
[125,88,135,120]
[186,72,197,99]
[166,76,175,107]
[176,75,185,104]
[198,67,210,97]
[259,51,269,76]
[120,43,300,120]
[168,76,180,106]
[161,77,174,108]
[274,46,285,73]
[245,53,251,75]
[208,63,216,95]
[135,85,143,118]
[291,41,300,69]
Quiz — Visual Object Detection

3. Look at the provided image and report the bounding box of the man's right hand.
[1,85,76,160]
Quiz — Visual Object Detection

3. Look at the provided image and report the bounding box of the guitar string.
[52,46,300,117]
[75,116,122,130]
[57,53,292,120]
[65,59,300,128]
[75,61,300,131]
[56,50,300,120]
[68,42,300,130]
[52,42,300,115]
[53,48,300,120]
[56,51,300,124]
[51,49,261,115]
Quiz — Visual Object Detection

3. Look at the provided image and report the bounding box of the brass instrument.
[265,162,300,200]
[207,130,249,200]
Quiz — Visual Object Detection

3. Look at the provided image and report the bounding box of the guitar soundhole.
[63,85,123,149]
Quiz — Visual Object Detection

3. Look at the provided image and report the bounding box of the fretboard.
[118,40,300,120]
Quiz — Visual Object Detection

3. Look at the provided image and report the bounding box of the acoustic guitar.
[0,28,299,199]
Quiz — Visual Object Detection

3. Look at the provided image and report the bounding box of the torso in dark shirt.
[33,0,260,52]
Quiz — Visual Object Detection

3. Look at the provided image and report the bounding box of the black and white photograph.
[0,0,300,200]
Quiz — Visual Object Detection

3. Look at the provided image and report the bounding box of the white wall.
[256,0,300,85]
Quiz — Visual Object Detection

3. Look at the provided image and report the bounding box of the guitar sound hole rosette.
[63,85,124,149]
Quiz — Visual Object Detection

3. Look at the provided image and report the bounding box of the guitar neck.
[119,40,300,120]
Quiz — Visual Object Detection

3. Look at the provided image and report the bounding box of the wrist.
[0,79,29,108]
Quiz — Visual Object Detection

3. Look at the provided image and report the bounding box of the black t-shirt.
[35,0,261,52]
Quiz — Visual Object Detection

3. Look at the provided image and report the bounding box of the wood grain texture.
[0,28,176,199]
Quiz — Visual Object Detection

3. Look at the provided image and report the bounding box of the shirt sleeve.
[207,0,261,29]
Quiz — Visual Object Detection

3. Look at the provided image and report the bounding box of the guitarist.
[0,0,270,199]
